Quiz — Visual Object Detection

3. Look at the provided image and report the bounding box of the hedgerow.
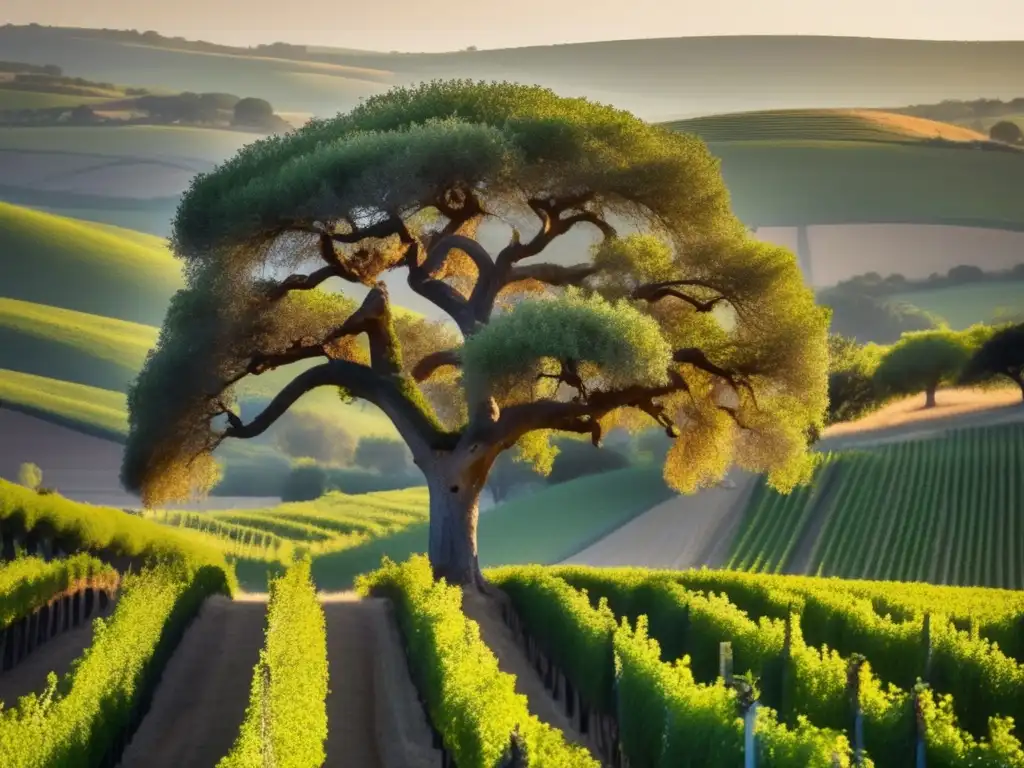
[357,555,598,768]
[0,554,117,628]
[0,562,228,767]
[219,558,328,768]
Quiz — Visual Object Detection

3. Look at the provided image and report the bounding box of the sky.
[4,1,1023,53]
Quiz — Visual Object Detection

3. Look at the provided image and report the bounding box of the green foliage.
[542,565,1024,765]
[0,563,229,767]
[488,565,618,711]
[0,554,116,629]
[356,555,598,767]
[461,288,672,401]
[280,462,329,502]
[873,329,972,405]
[989,120,1024,144]
[273,410,356,465]
[353,436,410,475]
[220,559,328,768]
[129,79,828,520]
[825,334,888,424]
[0,479,235,589]
[961,322,1024,394]
[821,291,939,345]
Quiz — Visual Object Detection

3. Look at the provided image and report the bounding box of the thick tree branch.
[235,283,402,387]
[267,265,339,300]
[404,241,478,335]
[412,349,462,382]
[505,262,598,288]
[633,283,729,313]
[222,359,457,456]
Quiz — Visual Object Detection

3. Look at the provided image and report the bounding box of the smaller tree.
[354,436,410,475]
[17,462,42,491]
[826,334,887,424]
[947,264,985,284]
[280,462,329,502]
[873,330,971,408]
[232,97,274,127]
[274,410,355,466]
[960,323,1024,400]
[546,438,630,485]
[989,120,1024,145]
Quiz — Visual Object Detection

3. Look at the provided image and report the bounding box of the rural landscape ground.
[1,18,1023,768]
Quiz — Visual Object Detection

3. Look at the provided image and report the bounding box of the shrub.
[219,559,328,768]
[280,463,328,502]
[17,462,42,491]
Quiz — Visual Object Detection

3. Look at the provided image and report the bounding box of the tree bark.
[426,462,485,587]
[924,386,937,409]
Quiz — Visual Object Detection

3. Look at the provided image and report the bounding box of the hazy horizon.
[4,1,1024,54]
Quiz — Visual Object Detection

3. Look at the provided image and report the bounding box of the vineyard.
[2,466,1024,766]
[727,422,1024,588]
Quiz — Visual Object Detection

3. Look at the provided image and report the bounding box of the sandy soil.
[119,596,266,768]
[820,388,1024,448]
[321,594,384,768]
[0,621,96,707]
[562,470,756,570]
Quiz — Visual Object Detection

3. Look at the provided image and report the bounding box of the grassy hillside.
[164,465,676,591]
[727,421,1024,588]
[0,298,157,391]
[0,125,255,164]
[3,26,1024,120]
[887,283,1024,329]
[0,202,181,324]
[672,136,1024,231]
[0,369,128,439]
[0,90,112,110]
[665,108,986,143]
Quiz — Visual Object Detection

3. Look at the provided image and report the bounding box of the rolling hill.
[0,202,181,324]
[664,108,989,143]
[2,27,1024,120]
[663,111,1024,232]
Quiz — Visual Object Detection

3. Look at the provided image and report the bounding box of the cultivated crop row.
[726,423,1024,588]
[220,558,328,767]
[357,555,598,767]
[0,554,117,628]
[0,562,228,766]
[483,564,1024,767]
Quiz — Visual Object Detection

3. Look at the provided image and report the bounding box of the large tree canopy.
[122,81,829,584]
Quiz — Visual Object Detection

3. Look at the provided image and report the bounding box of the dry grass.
[846,110,987,141]
[823,387,1023,438]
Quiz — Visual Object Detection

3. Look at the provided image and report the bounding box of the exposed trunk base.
[924,386,937,409]
[427,468,491,591]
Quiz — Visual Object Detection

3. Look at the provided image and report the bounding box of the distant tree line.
[897,97,1024,124]
[818,264,1024,345]
[826,320,1024,425]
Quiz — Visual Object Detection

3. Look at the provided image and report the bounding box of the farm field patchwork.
[727,421,1024,588]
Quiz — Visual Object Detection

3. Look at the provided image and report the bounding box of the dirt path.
[562,470,755,570]
[119,596,266,768]
[461,590,596,757]
[0,621,96,706]
[321,594,384,768]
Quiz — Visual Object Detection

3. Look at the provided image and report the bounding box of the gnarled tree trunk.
[425,455,487,588]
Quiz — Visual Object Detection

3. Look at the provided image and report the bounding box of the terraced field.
[726,421,1024,588]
